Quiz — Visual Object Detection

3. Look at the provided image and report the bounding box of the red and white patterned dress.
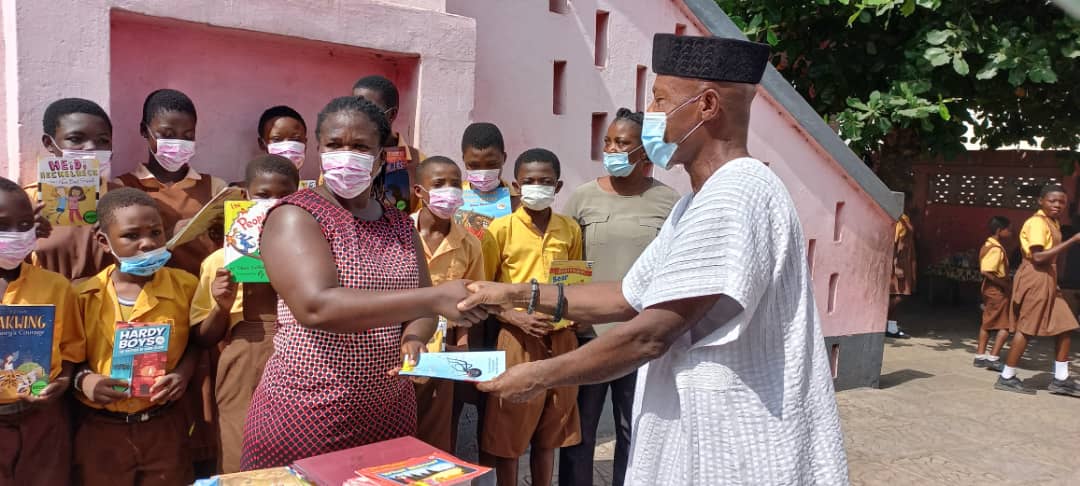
[241,190,419,470]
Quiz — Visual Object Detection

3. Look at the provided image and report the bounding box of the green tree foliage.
[718,0,1079,164]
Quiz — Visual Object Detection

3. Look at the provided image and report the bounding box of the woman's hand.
[477,361,548,403]
[150,372,190,403]
[389,335,427,377]
[212,268,238,311]
[458,281,527,314]
[80,373,130,404]
[433,281,489,325]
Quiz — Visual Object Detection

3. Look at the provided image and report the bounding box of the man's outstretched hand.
[477,360,548,403]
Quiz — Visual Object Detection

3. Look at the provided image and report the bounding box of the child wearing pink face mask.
[409,156,485,453]
[456,122,520,241]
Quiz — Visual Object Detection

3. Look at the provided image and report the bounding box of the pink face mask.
[426,187,464,219]
[321,151,376,199]
[267,141,306,169]
[0,229,36,270]
[466,169,501,192]
[152,138,196,172]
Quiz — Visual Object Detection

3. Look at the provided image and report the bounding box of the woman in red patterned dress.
[240,96,485,469]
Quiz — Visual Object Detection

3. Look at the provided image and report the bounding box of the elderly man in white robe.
[459,34,849,485]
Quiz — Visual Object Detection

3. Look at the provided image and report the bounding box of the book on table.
[37,156,101,226]
[291,436,490,486]
[0,305,55,400]
[110,322,171,397]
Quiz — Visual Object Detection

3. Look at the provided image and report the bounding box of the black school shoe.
[986,360,1004,372]
[994,376,1036,395]
[886,330,910,339]
[973,357,988,368]
[1048,378,1080,397]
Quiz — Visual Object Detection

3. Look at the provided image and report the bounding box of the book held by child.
[224,199,274,283]
[549,260,593,329]
[111,322,171,397]
[37,157,101,226]
[0,305,55,399]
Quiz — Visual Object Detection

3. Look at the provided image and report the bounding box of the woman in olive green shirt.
[560,108,679,486]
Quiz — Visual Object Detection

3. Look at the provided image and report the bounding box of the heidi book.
[37,157,101,226]
[111,322,171,397]
[0,305,55,399]
[224,199,274,283]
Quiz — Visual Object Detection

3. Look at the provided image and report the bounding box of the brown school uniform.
[189,249,278,473]
[890,213,916,295]
[480,209,582,458]
[115,165,226,467]
[1011,211,1080,336]
[979,237,1013,331]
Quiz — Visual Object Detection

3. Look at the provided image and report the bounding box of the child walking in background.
[995,185,1080,396]
[410,156,485,452]
[189,155,300,473]
[0,178,86,486]
[480,148,581,486]
[72,188,200,485]
[974,216,1013,371]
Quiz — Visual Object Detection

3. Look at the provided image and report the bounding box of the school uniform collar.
[1035,210,1061,228]
[79,265,186,321]
[130,163,203,184]
[512,206,562,235]
[411,211,468,259]
[985,236,1004,249]
[1,263,40,303]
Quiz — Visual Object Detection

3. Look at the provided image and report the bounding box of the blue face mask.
[602,146,643,178]
[641,93,704,170]
[114,246,172,276]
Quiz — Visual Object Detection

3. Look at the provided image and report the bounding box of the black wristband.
[527,279,540,314]
[553,283,566,322]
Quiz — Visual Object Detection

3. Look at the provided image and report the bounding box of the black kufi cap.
[652,34,770,84]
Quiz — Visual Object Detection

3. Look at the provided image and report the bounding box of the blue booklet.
[400,351,506,382]
[455,186,512,240]
[0,305,55,399]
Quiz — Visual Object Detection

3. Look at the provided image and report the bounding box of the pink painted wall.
[109,11,418,182]
[447,0,893,337]
[0,0,476,184]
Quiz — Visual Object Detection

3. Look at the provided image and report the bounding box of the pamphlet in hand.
[399,351,505,382]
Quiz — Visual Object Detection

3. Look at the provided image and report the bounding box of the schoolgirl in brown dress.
[974,216,1013,370]
[995,185,1080,396]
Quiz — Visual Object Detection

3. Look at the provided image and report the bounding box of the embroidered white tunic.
[622,157,849,485]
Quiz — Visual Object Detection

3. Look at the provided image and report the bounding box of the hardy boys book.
[111,322,171,397]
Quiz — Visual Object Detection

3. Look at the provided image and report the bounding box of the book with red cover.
[291,436,489,486]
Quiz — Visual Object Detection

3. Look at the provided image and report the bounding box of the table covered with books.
[195,435,491,485]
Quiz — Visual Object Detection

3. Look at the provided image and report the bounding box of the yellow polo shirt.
[411,214,485,285]
[190,249,244,329]
[979,237,1007,278]
[0,264,85,404]
[481,208,582,284]
[1020,210,1057,259]
[76,265,198,413]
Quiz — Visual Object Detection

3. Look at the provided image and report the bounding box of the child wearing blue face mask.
[72,188,200,486]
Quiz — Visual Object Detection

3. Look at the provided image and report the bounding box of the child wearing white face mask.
[409,156,485,453]
[0,177,87,486]
[189,155,300,473]
[478,148,583,486]
[26,97,116,281]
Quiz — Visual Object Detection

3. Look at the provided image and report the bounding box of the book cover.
[196,467,311,486]
[37,157,100,226]
[299,180,318,190]
[352,452,490,485]
[454,186,512,240]
[426,317,448,353]
[224,200,274,283]
[111,322,171,397]
[0,305,55,400]
[549,260,594,330]
[292,436,481,486]
[399,351,505,383]
[167,186,246,250]
[382,147,412,213]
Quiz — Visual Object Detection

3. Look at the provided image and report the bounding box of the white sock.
[1055,361,1069,381]
[1001,365,1017,380]
[986,355,1000,362]
[975,354,987,359]
[887,320,899,334]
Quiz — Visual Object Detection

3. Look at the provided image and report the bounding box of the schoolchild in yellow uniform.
[409,156,485,452]
[973,216,1013,371]
[72,188,199,486]
[995,185,1080,396]
[189,155,299,473]
[0,177,86,486]
[480,148,581,486]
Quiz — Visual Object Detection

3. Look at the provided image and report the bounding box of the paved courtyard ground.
[459,301,1080,485]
